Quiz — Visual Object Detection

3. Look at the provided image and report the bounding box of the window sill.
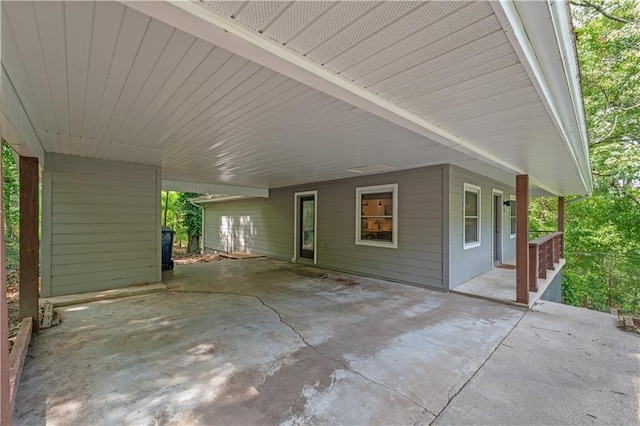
[356,240,397,249]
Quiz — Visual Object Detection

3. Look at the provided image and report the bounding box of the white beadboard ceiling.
[1,1,590,195]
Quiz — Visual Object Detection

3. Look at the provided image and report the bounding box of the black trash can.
[161,226,175,270]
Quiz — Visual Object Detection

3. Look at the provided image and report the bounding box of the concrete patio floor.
[12,258,639,425]
[451,259,565,308]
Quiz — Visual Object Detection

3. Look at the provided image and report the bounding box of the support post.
[558,196,565,257]
[19,156,39,331]
[516,174,529,305]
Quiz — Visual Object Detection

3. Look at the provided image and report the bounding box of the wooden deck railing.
[528,232,564,292]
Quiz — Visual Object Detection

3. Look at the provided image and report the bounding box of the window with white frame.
[464,183,481,249]
[509,195,517,237]
[356,184,398,248]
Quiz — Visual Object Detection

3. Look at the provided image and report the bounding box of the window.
[356,184,398,248]
[509,195,516,237]
[464,183,481,249]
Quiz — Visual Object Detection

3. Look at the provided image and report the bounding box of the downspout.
[189,199,204,254]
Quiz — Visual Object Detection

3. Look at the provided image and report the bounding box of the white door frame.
[293,191,318,264]
[492,189,504,267]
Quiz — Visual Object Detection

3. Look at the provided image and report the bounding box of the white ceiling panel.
[285,1,378,55]
[324,1,463,74]
[305,1,421,65]
[1,1,590,195]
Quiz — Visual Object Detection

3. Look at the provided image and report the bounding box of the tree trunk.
[163,191,170,227]
[187,235,200,255]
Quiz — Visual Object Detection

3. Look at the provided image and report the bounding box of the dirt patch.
[174,253,226,265]
[335,277,359,287]
[7,270,20,352]
[292,267,328,279]
[172,244,229,265]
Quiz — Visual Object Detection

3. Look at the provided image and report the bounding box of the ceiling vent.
[347,164,394,174]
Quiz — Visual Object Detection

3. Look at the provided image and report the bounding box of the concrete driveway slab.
[14,259,524,425]
[435,301,640,425]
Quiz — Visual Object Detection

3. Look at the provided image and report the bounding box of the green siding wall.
[204,166,445,289]
[41,154,161,296]
[448,165,517,288]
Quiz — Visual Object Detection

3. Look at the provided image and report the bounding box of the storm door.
[298,195,315,261]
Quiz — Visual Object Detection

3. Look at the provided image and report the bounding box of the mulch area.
[172,245,228,265]
[7,270,20,352]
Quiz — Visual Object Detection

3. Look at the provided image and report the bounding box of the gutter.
[492,0,593,195]
[565,194,591,204]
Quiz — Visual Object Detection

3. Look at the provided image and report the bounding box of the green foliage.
[2,141,19,270]
[160,191,202,248]
[556,1,640,315]
[175,192,202,237]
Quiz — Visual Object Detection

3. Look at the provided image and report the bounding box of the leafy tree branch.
[570,0,637,24]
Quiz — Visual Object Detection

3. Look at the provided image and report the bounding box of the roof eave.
[492,0,593,195]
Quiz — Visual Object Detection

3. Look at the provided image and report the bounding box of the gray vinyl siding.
[447,165,516,289]
[41,154,161,297]
[203,191,293,259]
[204,166,445,289]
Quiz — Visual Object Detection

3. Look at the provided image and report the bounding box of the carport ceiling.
[1,1,589,194]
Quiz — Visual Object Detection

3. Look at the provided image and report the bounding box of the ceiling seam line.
[164,74,295,151]
[317,1,430,67]
[171,87,319,155]
[302,2,386,58]
[79,2,96,148]
[115,35,199,144]
[282,2,339,46]
[336,1,477,77]
[375,38,513,96]
[409,74,531,110]
[425,90,540,122]
[398,63,525,108]
[154,65,271,150]
[172,83,320,155]
[1,64,47,157]
[199,97,345,153]
[258,1,295,34]
[107,26,178,144]
[1,8,50,151]
[229,0,249,19]
[87,4,127,143]
[118,44,224,156]
[198,95,343,153]
[150,59,264,148]
[357,14,501,88]
[62,1,72,154]
[98,15,153,143]
[134,49,244,146]
[31,1,64,151]
[172,85,318,155]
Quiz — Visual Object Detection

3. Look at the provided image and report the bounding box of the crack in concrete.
[173,288,437,418]
[430,309,529,425]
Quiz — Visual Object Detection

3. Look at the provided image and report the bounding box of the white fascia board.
[548,0,592,191]
[121,0,529,181]
[491,0,592,195]
[162,180,268,198]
